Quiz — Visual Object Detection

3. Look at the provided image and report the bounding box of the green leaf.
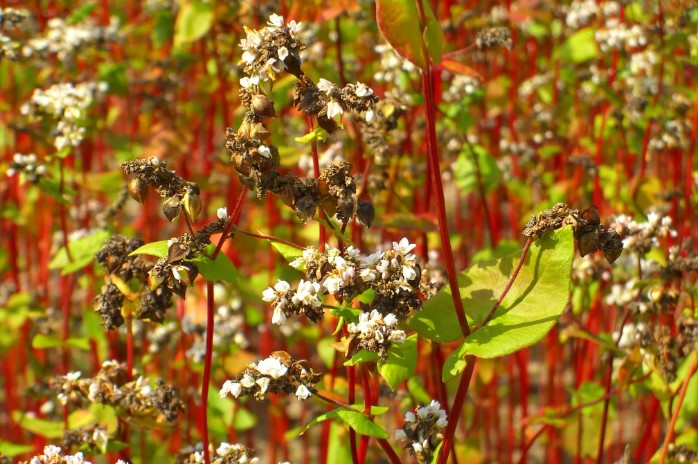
[49,229,110,275]
[422,1,443,65]
[555,28,598,63]
[11,411,64,439]
[0,441,33,457]
[232,406,258,431]
[294,127,328,144]
[67,2,97,24]
[335,409,389,438]
[301,408,389,439]
[153,11,175,47]
[32,333,63,349]
[65,337,91,351]
[376,0,427,69]
[188,252,238,285]
[174,1,214,48]
[37,177,76,204]
[354,288,376,305]
[453,144,501,195]
[129,240,169,258]
[378,334,418,390]
[270,241,304,265]
[440,228,574,379]
[344,349,380,366]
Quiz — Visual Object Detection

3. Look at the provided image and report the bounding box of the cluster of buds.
[20,81,108,151]
[61,424,108,454]
[563,0,599,29]
[611,211,676,255]
[19,445,91,464]
[47,360,185,426]
[5,153,46,183]
[219,351,321,401]
[395,400,448,464]
[523,203,623,264]
[177,442,258,464]
[22,16,120,62]
[227,14,376,227]
[361,94,408,168]
[122,156,202,222]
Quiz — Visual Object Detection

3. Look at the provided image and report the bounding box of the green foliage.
[300,407,390,439]
[49,229,110,275]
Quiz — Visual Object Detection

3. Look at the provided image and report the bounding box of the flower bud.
[128,178,148,203]
[357,200,375,228]
[251,94,276,118]
[162,196,182,222]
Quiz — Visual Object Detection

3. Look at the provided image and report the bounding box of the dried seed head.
[357,200,375,228]
[162,195,182,222]
[182,190,202,221]
[128,178,148,203]
[251,94,276,118]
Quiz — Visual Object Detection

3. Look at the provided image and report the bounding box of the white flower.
[323,275,343,294]
[217,207,229,220]
[219,380,242,398]
[44,445,62,457]
[217,443,231,456]
[402,265,417,281]
[240,374,256,388]
[277,46,289,61]
[66,371,81,381]
[365,109,374,123]
[393,237,417,255]
[268,13,284,28]
[254,355,288,379]
[256,377,271,393]
[354,82,373,97]
[240,76,259,88]
[327,100,343,119]
[395,429,407,440]
[262,287,277,302]
[295,384,312,400]
[317,78,334,94]
[258,145,271,158]
[272,305,287,325]
[242,50,257,64]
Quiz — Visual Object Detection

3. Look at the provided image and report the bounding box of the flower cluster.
[563,0,598,29]
[5,153,46,183]
[395,400,448,464]
[239,13,304,82]
[20,81,107,151]
[177,442,258,464]
[219,351,321,401]
[611,211,676,255]
[23,16,120,62]
[47,360,185,426]
[346,310,406,360]
[19,445,90,464]
[373,43,419,86]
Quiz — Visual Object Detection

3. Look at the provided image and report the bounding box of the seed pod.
[128,178,148,203]
[182,190,202,221]
[251,94,276,118]
[162,196,182,222]
[357,200,375,228]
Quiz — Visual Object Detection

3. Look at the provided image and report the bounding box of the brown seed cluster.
[47,361,184,426]
[523,203,623,264]
[94,219,227,328]
[228,15,377,227]
[121,156,202,222]
[475,27,513,50]
[61,423,108,454]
